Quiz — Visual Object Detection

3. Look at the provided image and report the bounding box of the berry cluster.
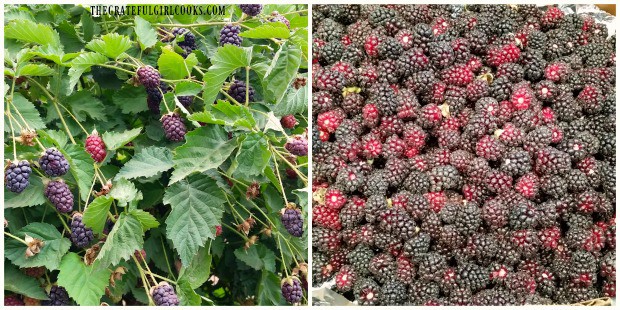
[172,27,197,57]
[312,4,615,305]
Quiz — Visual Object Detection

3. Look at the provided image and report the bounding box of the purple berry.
[5,160,31,193]
[227,80,255,103]
[281,277,303,304]
[285,136,308,156]
[281,207,303,237]
[238,4,263,17]
[161,112,187,142]
[4,295,24,306]
[70,213,94,248]
[44,180,74,213]
[39,148,69,177]
[151,282,179,306]
[172,28,195,47]
[136,66,161,89]
[270,12,290,29]
[42,285,70,306]
[177,96,193,108]
[220,24,242,46]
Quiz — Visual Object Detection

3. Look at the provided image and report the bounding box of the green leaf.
[66,90,107,121]
[170,125,237,184]
[5,93,45,132]
[273,82,307,117]
[85,33,132,59]
[157,48,198,80]
[81,11,95,42]
[57,20,84,53]
[5,19,61,48]
[101,127,142,150]
[112,85,148,114]
[96,213,144,268]
[82,196,114,235]
[240,23,290,39]
[116,146,173,180]
[176,280,201,306]
[134,16,158,50]
[38,129,68,150]
[128,209,160,232]
[175,81,202,96]
[62,144,95,202]
[234,133,271,178]
[57,252,111,306]
[163,175,226,266]
[5,222,71,270]
[263,42,301,104]
[256,269,283,306]
[233,244,276,272]
[17,63,55,77]
[68,52,108,94]
[178,241,212,289]
[110,178,142,208]
[202,45,252,105]
[4,175,46,209]
[4,263,49,300]
[189,101,255,129]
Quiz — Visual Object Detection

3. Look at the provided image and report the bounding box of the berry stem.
[132,255,155,305]
[143,270,176,285]
[272,147,308,184]
[3,232,29,246]
[245,67,250,107]
[159,236,177,281]
[26,78,77,144]
[134,253,158,284]
[82,173,98,213]
[56,212,72,234]
[159,87,172,114]
[221,222,249,240]
[6,105,18,162]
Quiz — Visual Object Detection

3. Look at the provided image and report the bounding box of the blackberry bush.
[312,4,616,306]
[4,4,308,306]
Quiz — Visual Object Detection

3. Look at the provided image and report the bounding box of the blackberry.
[5,160,31,193]
[362,169,389,197]
[151,282,180,306]
[378,207,418,240]
[354,277,381,305]
[509,202,539,230]
[281,206,303,237]
[227,80,255,103]
[172,27,196,47]
[136,66,161,89]
[316,18,344,42]
[161,112,187,142]
[380,280,407,305]
[347,245,374,276]
[429,41,455,69]
[39,148,69,177]
[45,180,74,213]
[500,148,532,176]
[285,136,308,156]
[454,202,482,236]
[408,281,440,305]
[70,213,94,248]
[238,4,262,17]
[85,132,106,163]
[418,252,447,282]
[319,41,344,65]
[177,95,193,108]
[403,232,431,261]
[377,37,403,60]
[42,285,70,306]
[402,170,430,194]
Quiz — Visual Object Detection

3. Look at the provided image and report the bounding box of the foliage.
[4,4,308,306]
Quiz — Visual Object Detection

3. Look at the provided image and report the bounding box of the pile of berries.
[312,4,615,305]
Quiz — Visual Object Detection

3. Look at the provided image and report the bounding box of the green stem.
[27,78,76,144]
[160,237,176,281]
[221,222,248,240]
[4,232,29,245]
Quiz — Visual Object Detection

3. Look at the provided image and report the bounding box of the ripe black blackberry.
[377,37,403,60]
[161,112,187,142]
[43,285,70,306]
[362,169,389,197]
[172,27,196,48]
[5,160,31,193]
[380,280,407,305]
[39,148,69,177]
[347,245,374,276]
[228,80,255,103]
[316,18,344,42]
[70,213,94,248]
[45,180,73,213]
[319,41,344,65]
[281,206,303,237]
[136,66,161,89]
[428,41,455,69]
[238,4,262,17]
[220,24,242,46]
